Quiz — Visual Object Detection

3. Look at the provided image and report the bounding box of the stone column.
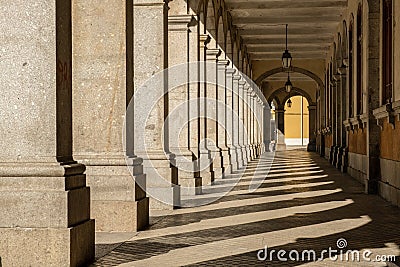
[188,18,201,180]
[320,80,326,157]
[217,59,230,176]
[275,105,287,151]
[333,75,341,165]
[252,94,259,157]
[249,91,257,159]
[168,15,202,195]
[232,75,243,170]
[307,104,317,151]
[263,103,272,152]
[0,1,94,265]
[206,48,223,179]
[226,68,237,173]
[337,66,348,169]
[365,1,381,194]
[253,96,260,158]
[329,80,337,164]
[73,0,148,232]
[239,80,248,166]
[134,0,179,210]
[198,34,214,185]
[253,96,259,156]
[256,96,265,157]
[244,84,252,161]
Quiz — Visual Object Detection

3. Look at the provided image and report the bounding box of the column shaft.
[198,34,214,185]
[217,59,230,176]
[0,1,94,265]
[134,0,179,210]
[168,15,202,195]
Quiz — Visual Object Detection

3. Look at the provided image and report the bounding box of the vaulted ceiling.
[225,0,347,62]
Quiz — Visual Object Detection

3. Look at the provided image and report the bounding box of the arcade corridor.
[2,0,400,265]
[93,150,400,266]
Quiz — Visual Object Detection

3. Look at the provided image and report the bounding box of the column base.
[140,151,180,210]
[220,147,230,177]
[276,143,287,151]
[336,146,345,169]
[0,219,95,267]
[147,185,181,210]
[241,146,249,166]
[180,177,202,195]
[228,146,239,172]
[307,141,316,152]
[211,149,224,179]
[173,153,202,196]
[0,162,95,266]
[365,178,379,194]
[341,147,349,173]
[92,197,149,232]
[199,150,214,185]
[78,156,149,232]
[332,145,340,166]
[329,145,335,164]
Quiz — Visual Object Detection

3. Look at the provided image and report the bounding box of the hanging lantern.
[285,73,293,93]
[282,24,292,68]
[287,98,292,108]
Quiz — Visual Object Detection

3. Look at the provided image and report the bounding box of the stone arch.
[337,33,343,65]
[226,29,233,62]
[267,95,281,107]
[233,38,239,68]
[205,0,216,37]
[255,66,324,90]
[216,15,225,50]
[269,87,313,106]
[333,42,337,71]
[342,20,348,60]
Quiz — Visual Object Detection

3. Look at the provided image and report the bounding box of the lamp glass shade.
[282,50,292,68]
[285,79,292,93]
[287,98,292,108]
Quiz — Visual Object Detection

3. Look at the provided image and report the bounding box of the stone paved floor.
[92,150,400,266]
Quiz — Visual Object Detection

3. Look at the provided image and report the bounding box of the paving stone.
[93,150,400,266]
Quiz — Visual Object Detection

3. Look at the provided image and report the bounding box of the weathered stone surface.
[72,0,149,230]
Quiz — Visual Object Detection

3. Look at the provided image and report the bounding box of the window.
[356,5,363,115]
[382,0,393,104]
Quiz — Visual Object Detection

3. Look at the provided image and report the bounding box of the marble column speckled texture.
[0,0,94,265]
[72,0,149,231]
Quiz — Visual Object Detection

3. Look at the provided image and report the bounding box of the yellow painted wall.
[284,96,309,139]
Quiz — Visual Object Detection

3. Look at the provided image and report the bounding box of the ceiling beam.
[230,7,344,18]
[226,0,347,10]
[233,15,342,24]
[244,37,333,45]
[246,44,331,52]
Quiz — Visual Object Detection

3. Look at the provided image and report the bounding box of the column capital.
[238,80,246,86]
[233,74,241,81]
[134,0,168,6]
[308,104,317,110]
[217,59,230,66]
[226,68,236,76]
[206,48,221,60]
[168,15,197,30]
[199,34,211,47]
